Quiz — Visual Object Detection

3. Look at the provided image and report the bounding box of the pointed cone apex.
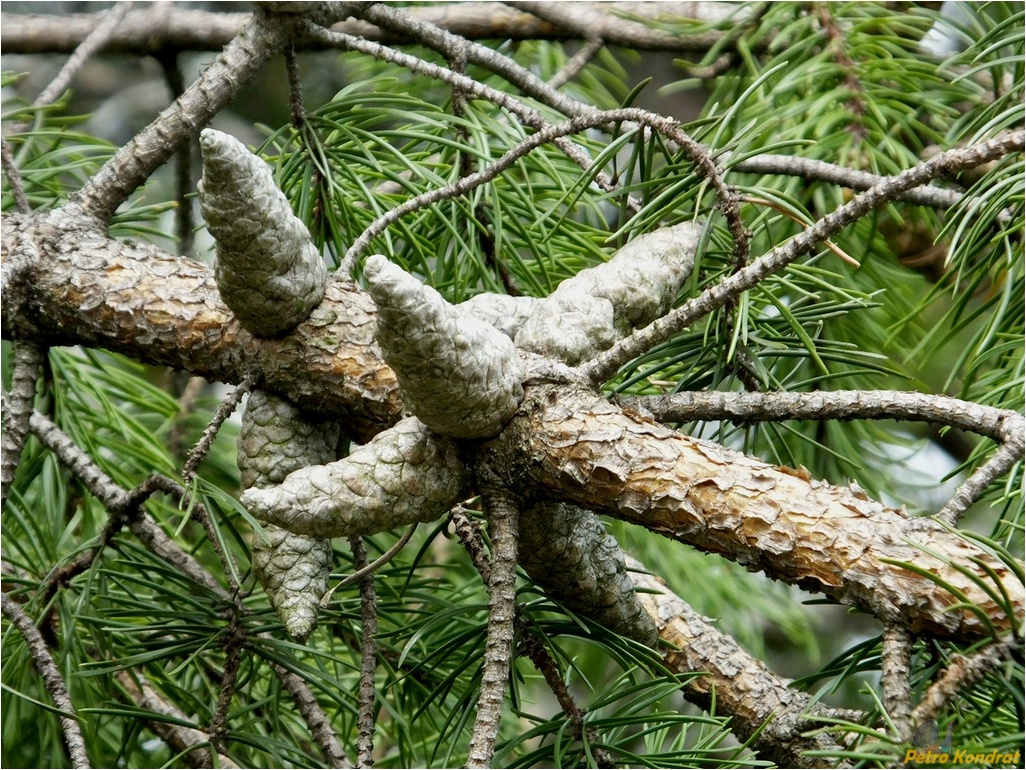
[516,223,700,364]
[364,255,524,438]
[241,417,470,538]
[198,129,327,337]
[252,525,332,642]
[238,391,339,640]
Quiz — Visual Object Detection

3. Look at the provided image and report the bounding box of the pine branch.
[350,536,379,769]
[301,20,640,222]
[881,625,915,741]
[504,1,739,52]
[0,4,734,55]
[125,514,353,768]
[208,616,246,753]
[1,593,91,769]
[627,556,856,768]
[466,466,520,769]
[7,1,133,137]
[1,137,31,213]
[453,505,634,768]
[181,376,254,482]
[1,211,400,442]
[548,38,605,89]
[937,441,1024,525]
[618,390,1024,445]
[910,637,1022,727]
[0,342,44,507]
[730,153,966,211]
[114,671,240,769]
[515,382,1023,640]
[69,13,291,222]
[581,130,1026,383]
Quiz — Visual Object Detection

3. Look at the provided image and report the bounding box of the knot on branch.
[198,129,327,337]
[364,254,525,438]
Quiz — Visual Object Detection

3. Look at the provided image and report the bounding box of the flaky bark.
[504,382,1022,641]
[1,210,399,442]
[3,208,1020,641]
[627,556,859,769]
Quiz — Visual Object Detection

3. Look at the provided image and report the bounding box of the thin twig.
[303,19,643,267]
[168,375,207,460]
[129,512,228,596]
[156,50,196,256]
[339,107,733,275]
[7,1,133,136]
[26,412,241,600]
[936,440,1024,525]
[323,9,747,264]
[321,524,418,605]
[731,153,964,211]
[466,465,520,769]
[28,410,131,509]
[549,38,604,89]
[450,505,491,581]
[350,536,379,768]
[453,502,606,760]
[285,43,307,128]
[910,637,1020,727]
[71,13,290,222]
[208,614,245,752]
[1,593,91,769]
[115,670,239,769]
[132,474,242,598]
[581,130,1026,384]
[1,342,45,507]
[881,625,915,741]
[618,389,1025,445]
[1,137,32,212]
[267,658,353,768]
[517,629,615,767]
[182,377,254,482]
[129,514,351,766]
[121,514,351,766]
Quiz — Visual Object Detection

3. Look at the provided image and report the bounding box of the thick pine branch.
[507,382,1023,640]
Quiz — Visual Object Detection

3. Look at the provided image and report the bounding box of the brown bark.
[1,210,399,442]
[505,382,1023,641]
[3,207,1021,641]
[628,559,854,769]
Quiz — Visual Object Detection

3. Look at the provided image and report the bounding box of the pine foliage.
[1,3,1022,768]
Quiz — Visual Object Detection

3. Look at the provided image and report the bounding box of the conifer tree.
[2,3,1022,768]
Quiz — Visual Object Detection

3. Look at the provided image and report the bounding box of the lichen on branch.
[198,128,327,337]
